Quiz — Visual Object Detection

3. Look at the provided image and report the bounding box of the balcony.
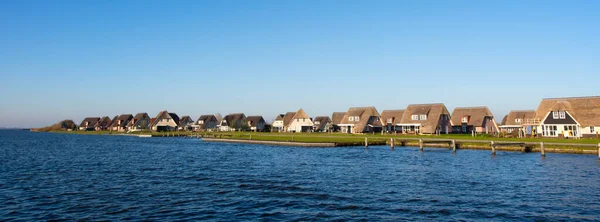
[522,119,541,125]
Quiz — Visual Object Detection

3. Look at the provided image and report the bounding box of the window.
[387,118,393,123]
[515,119,521,123]
[198,120,204,124]
[315,121,320,124]
[296,119,299,122]
[553,111,559,119]
[591,127,595,133]
[559,111,566,119]
[412,115,419,120]
[461,116,468,123]
[355,116,360,121]
[420,115,427,120]
[303,118,305,122]
[349,116,354,121]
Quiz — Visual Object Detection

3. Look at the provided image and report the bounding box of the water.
[1,130,600,221]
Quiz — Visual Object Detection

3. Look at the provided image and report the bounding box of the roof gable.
[450,106,493,127]
[535,96,600,127]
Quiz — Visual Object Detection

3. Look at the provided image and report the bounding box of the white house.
[286,108,314,133]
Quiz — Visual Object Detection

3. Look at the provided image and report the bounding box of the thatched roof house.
[95,116,112,131]
[398,103,451,134]
[79,117,100,131]
[151,110,180,132]
[380,110,405,133]
[247,116,266,132]
[313,116,333,132]
[197,115,218,130]
[179,116,194,131]
[533,96,600,138]
[220,113,247,131]
[110,114,133,131]
[450,106,498,134]
[338,107,382,134]
[128,113,151,131]
[501,110,535,126]
[287,108,314,132]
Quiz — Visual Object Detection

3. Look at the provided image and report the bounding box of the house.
[219,113,247,131]
[498,110,536,136]
[128,113,151,131]
[450,107,499,134]
[281,112,296,132]
[196,115,219,131]
[530,96,600,138]
[151,110,180,132]
[313,116,333,132]
[247,116,267,132]
[338,107,383,134]
[178,116,195,131]
[79,117,100,131]
[107,115,118,131]
[271,114,285,132]
[397,103,451,134]
[95,116,112,131]
[110,114,133,132]
[286,109,314,133]
[380,110,405,133]
[331,112,346,132]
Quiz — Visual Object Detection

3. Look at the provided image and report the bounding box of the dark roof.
[111,114,133,127]
[198,115,217,122]
[179,116,194,126]
[130,113,150,126]
[222,113,246,127]
[169,113,180,126]
[79,117,100,127]
[153,110,180,127]
[274,114,284,121]
[313,116,332,128]
[97,116,112,128]
[246,116,265,127]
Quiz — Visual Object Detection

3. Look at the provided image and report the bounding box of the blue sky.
[1,0,599,128]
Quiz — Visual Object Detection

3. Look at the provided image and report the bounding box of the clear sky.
[1,0,599,128]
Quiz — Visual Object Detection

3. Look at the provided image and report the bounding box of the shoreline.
[36,130,600,155]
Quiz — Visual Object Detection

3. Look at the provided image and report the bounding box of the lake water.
[1,130,600,221]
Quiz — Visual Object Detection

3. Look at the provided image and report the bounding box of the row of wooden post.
[365,137,600,159]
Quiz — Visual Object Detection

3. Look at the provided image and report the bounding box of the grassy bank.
[44,130,600,151]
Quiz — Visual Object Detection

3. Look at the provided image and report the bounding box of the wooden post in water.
[597,143,600,159]
[419,139,423,151]
[452,139,456,152]
[390,138,395,150]
[491,141,496,155]
[250,135,252,140]
[540,142,545,156]
[365,137,368,149]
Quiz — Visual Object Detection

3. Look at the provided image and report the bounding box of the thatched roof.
[110,114,133,128]
[129,113,150,126]
[198,115,217,122]
[534,96,600,127]
[153,110,180,126]
[340,107,382,133]
[313,116,332,128]
[79,117,100,127]
[97,116,112,128]
[331,112,346,125]
[503,110,536,126]
[274,114,284,121]
[399,103,450,133]
[380,110,405,125]
[282,112,296,126]
[179,116,194,126]
[246,116,265,127]
[501,115,508,125]
[222,113,246,127]
[450,106,494,127]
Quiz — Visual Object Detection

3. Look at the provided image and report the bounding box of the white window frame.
[553,111,559,119]
[349,116,354,121]
[559,111,566,119]
[412,115,419,120]
[420,115,427,120]
[461,116,468,123]
[198,120,204,124]
[515,118,521,123]
[355,116,360,121]
[591,126,595,133]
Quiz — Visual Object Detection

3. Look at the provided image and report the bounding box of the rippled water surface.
[1,130,600,221]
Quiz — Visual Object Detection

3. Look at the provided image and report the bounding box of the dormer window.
[559,111,566,119]
[420,115,427,120]
[198,120,204,124]
[553,111,559,119]
[349,116,354,121]
[412,115,419,120]
[387,118,393,123]
[315,121,320,124]
[355,116,360,121]
[515,118,521,123]
[461,116,469,123]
